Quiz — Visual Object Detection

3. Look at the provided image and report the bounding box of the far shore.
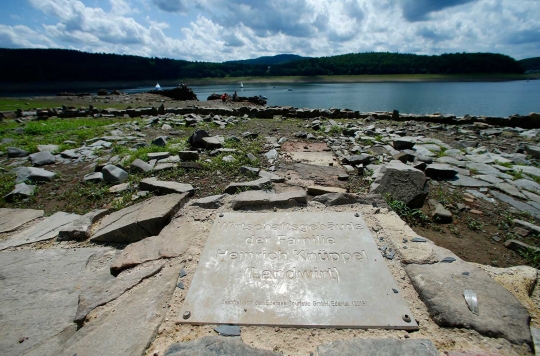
[0,73,538,95]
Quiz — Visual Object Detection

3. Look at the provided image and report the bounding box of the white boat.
[240,82,244,88]
[155,83,161,90]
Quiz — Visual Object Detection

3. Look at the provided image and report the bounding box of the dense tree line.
[0,48,524,82]
[519,57,540,72]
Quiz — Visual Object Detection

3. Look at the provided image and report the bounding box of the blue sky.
[0,0,539,62]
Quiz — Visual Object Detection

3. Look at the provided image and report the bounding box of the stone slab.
[0,211,80,250]
[165,336,279,356]
[0,208,44,233]
[288,151,335,166]
[316,338,439,356]
[180,212,418,329]
[406,260,532,346]
[232,190,308,209]
[0,248,114,356]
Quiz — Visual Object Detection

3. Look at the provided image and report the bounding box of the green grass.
[436,147,447,158]
[384,195,428,226]
[466,217,484,231]
[517,248,540,268]
[0,98,137,111]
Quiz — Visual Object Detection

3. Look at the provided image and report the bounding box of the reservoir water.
[127,80,540,117]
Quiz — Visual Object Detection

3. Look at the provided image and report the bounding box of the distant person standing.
[232,91,238,102]
[221,93,228,102]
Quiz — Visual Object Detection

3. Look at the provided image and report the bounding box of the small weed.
[436,147,447,158]
[448,224,461,237]
[510,169,524,180]
[466,217,484,231]
[327,125,342,136]
[374,134,384,142]
[517,248,540,268]
[385,195,428,226]
[495,160,513,168]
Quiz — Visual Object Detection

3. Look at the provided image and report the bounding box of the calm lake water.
[125,80,540,117]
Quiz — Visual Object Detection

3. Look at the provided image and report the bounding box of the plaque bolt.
[354,213,359,217]
[402,314,411,323]
[183,311,191,320]
[219,213,224,217]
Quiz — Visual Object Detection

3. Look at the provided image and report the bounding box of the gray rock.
[494,182,527,199]
[0,208,44,233]
[436,156,463,166]
[433,203,452,223]
[11,166,56,183]
[417,155,434,164]
[490,190,540,218]
[344,154,372,165]
[4,182,36,201]
[0,248,114,356]
[472,175,503,184]
[152,136,167,146]
[512,179,540,194]
[75,262,164,322]
[316,338,439,356]
[60,149,80,159]
[165,336,279,356]
[370,160,428,208]
[37,144,60,153]
[313,193,387,207]
[307,185,347,195]
[258,169,285,182]
[191,194,226,209]
[147,151,170,160]
[447,174,492,187]
[188,129,209,148]
[214,325,241,337]
[505,239,540,253]
[525,145,540,159]
[83,172,104,183]
[514,165,540,178]
[90,193,190,243]
[393,152,415,163]
[58,209,108,241]
[224,177,271,194]
[7,147,29,158]
[202,136,224,149]
[130,159,153,173]
[0,212,80,250]
[47,264,181,356]
[392,137,416,150]
[139,177,194,196]
[464,162,512,179]
[514,219,540,235]
[424,163,458,179]
[222,155,236,162]
[102,164,128,184]
[232,190,307,209]
[240,166,261,175]
[406,260,532,346]
[110,215,196,274]
[178,151,199,161]
[265,149,278,160]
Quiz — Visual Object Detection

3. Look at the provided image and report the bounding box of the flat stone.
[151,136,167,146]
[110,214,197,274]
[344,154,372,165]
[4,182,36,201]
[490,191,540,218]
[191,194,226,209]
[258,169,285,182]
[433,203,452,223]
[153,162,177,171]
[514,219,540,235]
[0,212,80,250]
[11,166,56,183]
[473,175,503,184]
[313,193,385,207]
[307,185,347,195]
[147,151,170,160]
[130,158,153,173]
[494,182,527,199]
[0,208,44,233]
[164,336,279,356]
[231,190,307,209]
[425,163,458,179]
[514,165,540,178]
[0,248,113,356]
[108,182,130,193]
[316,338,439,356]
[505,239,540,253]
[75,262,164,322]
[45,264,181,356]
[406,260,532,346]
[90,193,190,243]
[202,136,223,149]
[58,209,108,241]
[224,177,271,194]
[436,156,463,166]
[178,150,199,161]
[214,325,241,337]
[370,160,428,208]
[265,148,278,160]
[393,137,416,150]
[139,177,194,196]
[83,172,103,183]
[60,149,80,159]
[466,154,496,164]
[37,144,60,153]
[7,147,29,158]
[180,212,418,330]
[464,162,512,179]
[240,166,261,175]
[512,179,540,194]
[102,164,128,184]
[188,129,209,148]
[465,190,497,204]
[447,174,492,187]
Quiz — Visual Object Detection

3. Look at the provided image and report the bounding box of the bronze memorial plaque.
[180,212,418,329]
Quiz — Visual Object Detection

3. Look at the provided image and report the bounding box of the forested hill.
[519,57,540,72]
[225,54,309,65]
[0,48,524,82]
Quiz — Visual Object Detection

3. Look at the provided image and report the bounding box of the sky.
[0,0,539,62]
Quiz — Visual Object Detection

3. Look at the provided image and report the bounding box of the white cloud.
[1,0,537,61]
